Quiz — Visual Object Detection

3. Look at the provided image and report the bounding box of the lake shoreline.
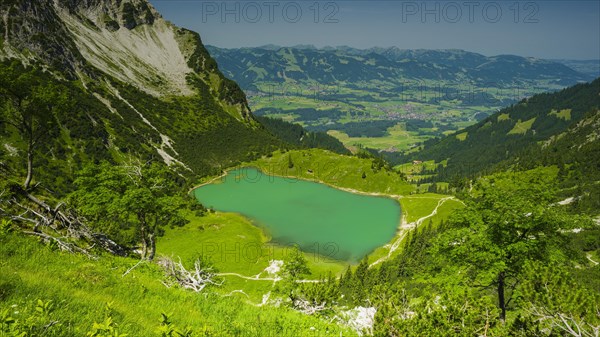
[191,166,407,263]
[188,171,228,194]
[192,165,405,199]
[246,167,408,235]
[191,166,406,229]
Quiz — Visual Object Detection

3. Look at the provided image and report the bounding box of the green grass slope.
[158,212,349,303]
[246,149,414,196]
[0,230,356,336]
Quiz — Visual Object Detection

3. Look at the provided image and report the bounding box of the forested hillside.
[255,116,350,155]
[511,108,600,213]
[392,78,600,213]
[405,78,599,166]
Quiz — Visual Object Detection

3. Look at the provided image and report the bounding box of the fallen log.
[23,230,97,260]
[3,185,129,257]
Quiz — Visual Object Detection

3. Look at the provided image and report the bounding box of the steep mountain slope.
[512,107,600,213]
[0,0,280,184]
[401,78,600,212]
[407,78,599,169]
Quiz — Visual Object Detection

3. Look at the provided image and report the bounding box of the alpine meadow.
[0,0,599,336]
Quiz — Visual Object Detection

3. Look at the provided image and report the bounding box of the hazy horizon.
[205,43,600,61]
[150,0,600,60]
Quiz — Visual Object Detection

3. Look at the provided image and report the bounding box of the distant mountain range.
[550,59,600,79]
[206,45,593,90]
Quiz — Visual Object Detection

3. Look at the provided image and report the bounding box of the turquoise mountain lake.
[193,167,401,262]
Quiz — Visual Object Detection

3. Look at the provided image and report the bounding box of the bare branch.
[529,305,600,337]
[122,259,146,278]
[157,256,222,293]
[8,186,128,256]
[293,298,328,315]
[23,230,97,260]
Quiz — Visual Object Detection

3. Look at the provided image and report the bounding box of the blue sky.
[149,0,600,59]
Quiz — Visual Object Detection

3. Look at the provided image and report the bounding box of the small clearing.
[549,109,572,121]
[455,132,467,141]
[508,117,536,135]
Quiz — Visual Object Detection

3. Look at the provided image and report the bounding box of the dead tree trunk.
[139,213,148,259]
[23,230,96,260]
[498,271,506,322]
[23,139,33,190]
[7,185,128,257]
[148,231,156,261]
[157,257,222,292]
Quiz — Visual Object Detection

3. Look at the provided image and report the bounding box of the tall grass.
[0,230,356,336]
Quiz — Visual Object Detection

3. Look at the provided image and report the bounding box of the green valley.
[208,45,594,153]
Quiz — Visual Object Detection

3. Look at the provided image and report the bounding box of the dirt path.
[587,253,599,266]
[369,197,457,267]
[188,171,227,194]
[217,272,321,283]
[217,272,278,281]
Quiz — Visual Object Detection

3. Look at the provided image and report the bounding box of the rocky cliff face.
[0,0,250,112]
[0,0,86,77]
[0,0,272,179]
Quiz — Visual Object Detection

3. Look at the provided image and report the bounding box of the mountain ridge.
[0,0,281,184]
[1,0,254,113]
[206,44,591,92]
